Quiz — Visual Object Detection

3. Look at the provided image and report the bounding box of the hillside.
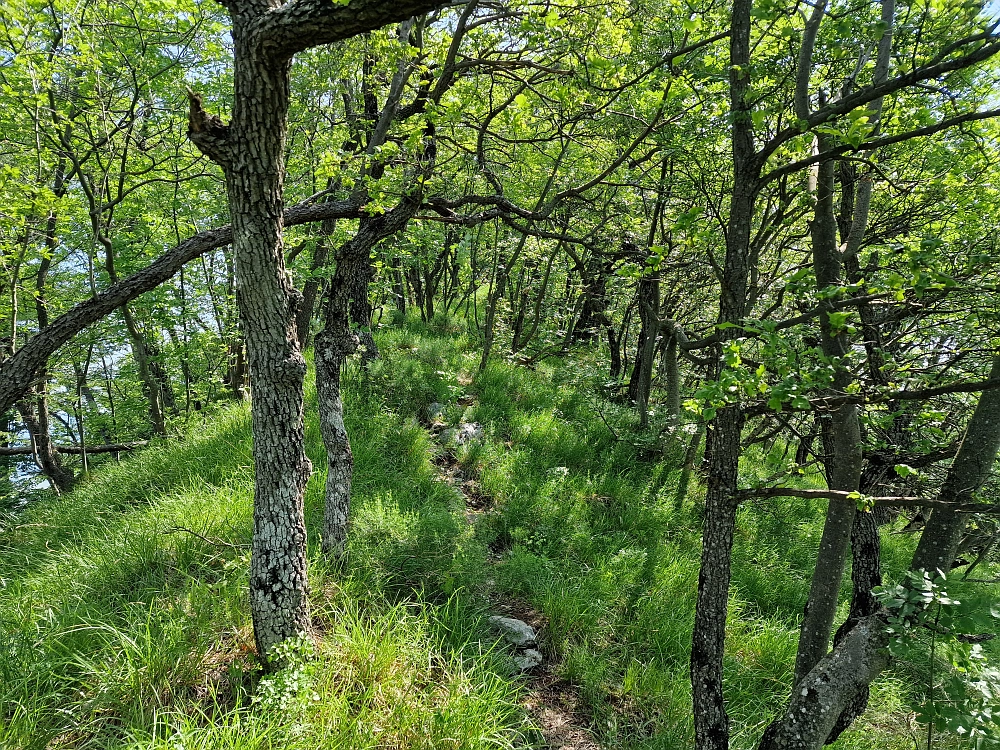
[3,321,995,749]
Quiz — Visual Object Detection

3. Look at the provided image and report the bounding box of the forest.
[1,0,1000,748]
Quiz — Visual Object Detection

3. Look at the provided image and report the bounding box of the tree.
[179,0,454,660]
[682,0,1000,746]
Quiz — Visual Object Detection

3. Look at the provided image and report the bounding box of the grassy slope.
[1,318,996,749]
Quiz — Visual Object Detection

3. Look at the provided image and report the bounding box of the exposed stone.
[439,422,485,446]
[513,648,544,671]
[489,615,537,647]
[455,422,484,444]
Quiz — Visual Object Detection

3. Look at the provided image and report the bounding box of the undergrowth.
[1,313,996,749]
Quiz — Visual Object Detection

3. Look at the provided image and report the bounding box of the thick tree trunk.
[572,255,611,345]
[631,277,661,429]
[690,1,756,741]
[693,406,744,750]
[757,617,890,750]
[607,325,623,379]
[224,21,311,661]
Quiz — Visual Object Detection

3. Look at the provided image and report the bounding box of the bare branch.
[737,487,1000,514]
[0,199,363,417]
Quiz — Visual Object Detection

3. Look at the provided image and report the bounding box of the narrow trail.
[423,401,602,750]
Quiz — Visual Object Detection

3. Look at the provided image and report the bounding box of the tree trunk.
[295,215,334,349]
[793,137,863,686]
[662,333,681,423]
[757,617,890,750]
[675,422,705,509]
[314,326,354,559]
[758,356,1000,748]
[911,353,1000,573]
[224,19,312,661]
[690,1,756,741]
[17,377,75,494]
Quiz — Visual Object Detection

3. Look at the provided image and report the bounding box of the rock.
[513,648,543,671]
[439,422,484,446]
[455,422,484,444]
[427,402,446,421]
[489,615,537,647]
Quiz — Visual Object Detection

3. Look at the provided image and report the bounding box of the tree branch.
[762,107,1000,184]
[0,199,363,418]
[256,0,451,62]
[0,441,148,456]
[759,25,1000,163]
[737,487,1000,514]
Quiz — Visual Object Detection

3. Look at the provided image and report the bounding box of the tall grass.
[1,315,995,749]
[0,350,532,749]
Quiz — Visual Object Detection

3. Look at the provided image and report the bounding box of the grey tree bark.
[792,135,863,685]
[689,2,755,746]
[911,354,1000,573]
[185,0,447,661]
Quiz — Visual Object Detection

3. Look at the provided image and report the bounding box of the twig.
[735,487,1000,514]
[161,526,249,550]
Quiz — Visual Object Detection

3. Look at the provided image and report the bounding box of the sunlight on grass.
[2,317,995,749]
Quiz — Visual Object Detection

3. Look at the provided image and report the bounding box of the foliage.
[877,571,1000,746]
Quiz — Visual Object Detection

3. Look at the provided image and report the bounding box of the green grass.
[1,314,997,749]
[368,318,997,750]
[0,346,530,749]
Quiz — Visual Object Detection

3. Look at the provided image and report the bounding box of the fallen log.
[0,441,149,456]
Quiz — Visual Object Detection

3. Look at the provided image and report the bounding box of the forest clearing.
[2,0,1000,748]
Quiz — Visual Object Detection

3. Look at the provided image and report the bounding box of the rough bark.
[911,354,1000,573]
[185,0,446,662]
[314,327,355,559]
[790,1,895,724]
[690,1,755,744]
[572,254,612,345]
[316,201,424,558]
[222,14,313,659]
[757,617,890,750]
[757,354,1000,749]
[0,441,147,456]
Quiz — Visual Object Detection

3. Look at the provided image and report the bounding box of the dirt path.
[425,409,603,750]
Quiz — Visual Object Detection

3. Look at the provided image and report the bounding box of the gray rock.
[512,648,543,671]
[439,422,485,446]
[489,615,537,647]
[455,422,484,444]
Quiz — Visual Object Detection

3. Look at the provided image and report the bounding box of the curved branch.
[0,199,363,417]
[256,0,451,62]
